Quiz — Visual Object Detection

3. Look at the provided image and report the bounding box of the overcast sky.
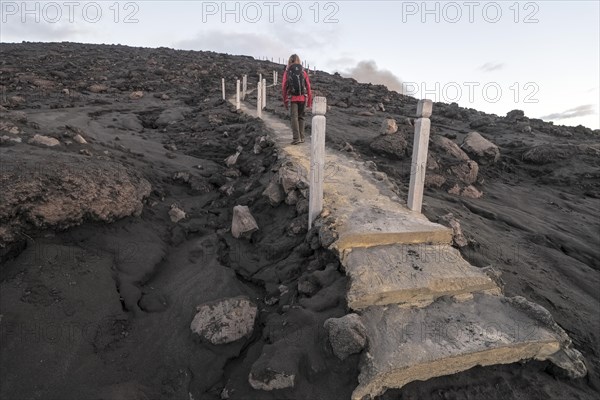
[1,0,599,129]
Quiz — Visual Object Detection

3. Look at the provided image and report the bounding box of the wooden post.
[221,78,225,100]
[273,70,277,86]
[236,79,240,110]
[262,78,266,109]
[309,96,327,229]
[256,81,262,118]
[242,75,247,100]
[407,99,433,213]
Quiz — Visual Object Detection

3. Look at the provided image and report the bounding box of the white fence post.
[256,81,262,118]
[262,78,266,109]
[309,96,327,229]
[407,99,433,213]
[242,75,247,100]
[221,78,225,100]
[236,79,240,110]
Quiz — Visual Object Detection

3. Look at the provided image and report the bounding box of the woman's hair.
[288,54,301,66]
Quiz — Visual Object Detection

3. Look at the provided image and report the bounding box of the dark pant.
[290,102,306,141]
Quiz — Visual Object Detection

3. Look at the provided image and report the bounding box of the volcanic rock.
[29,134,60,147]
[324,313,367,360]
[438,213,468,247]
[369,134,407,159]
[380,118,398,134]
[231,205,258,239]
[461,131,500,164]
[190,296,257,345]
[0,152,151,246]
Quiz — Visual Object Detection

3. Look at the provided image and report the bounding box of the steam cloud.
[338,60,403,93]
[541,104,595,120]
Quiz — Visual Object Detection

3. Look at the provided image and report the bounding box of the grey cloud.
[176,30,287,57]
[271,23,333,49]
[1,20,88,42]
[478,62,505,72]
[175,25,333,61]
[337,60,403,93]
[541,104,596,120]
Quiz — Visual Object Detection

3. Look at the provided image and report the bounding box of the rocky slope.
[0,42,598,400]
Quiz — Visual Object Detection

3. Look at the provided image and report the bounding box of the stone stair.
[231,92,586,400]
[353,293,584,400]
[342,243,500,310]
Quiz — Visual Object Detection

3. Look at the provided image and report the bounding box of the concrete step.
[352,293,586,400]
[237,99,452,252]
[343,244,500,310]
[319,157,452,252]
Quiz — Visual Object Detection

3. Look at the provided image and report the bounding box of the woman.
[281,54,313,144]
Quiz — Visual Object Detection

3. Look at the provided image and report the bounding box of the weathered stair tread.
[331,202,452,251]
[353,294,566,400]
[343,244,499,310]
[237,98,452,250]
[321,157,452,251]
[233,95,587,400]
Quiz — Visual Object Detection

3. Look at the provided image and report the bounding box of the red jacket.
[282,66,312,107]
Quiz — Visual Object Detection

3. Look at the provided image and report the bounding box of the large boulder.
[0,151,151,247]
[432,136,479,185]
[324,313,367,360]
[522,145,575,165]
[231,205,258,239]
[380,118,398,134]
[451,161,479,185]
[262,179,285,206]
[369,134,408,159]
[29,134,60,147]
[190,296,257,345]
[506,109,525,122]
[461,131,500,164]
[433,136,470,161]
[278,161,309,194]
[248,343,296,391]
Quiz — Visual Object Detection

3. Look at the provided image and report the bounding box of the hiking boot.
[299,139,305,143]
[291,140,300,145]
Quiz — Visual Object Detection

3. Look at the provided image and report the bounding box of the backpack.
[287,64,306,96]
